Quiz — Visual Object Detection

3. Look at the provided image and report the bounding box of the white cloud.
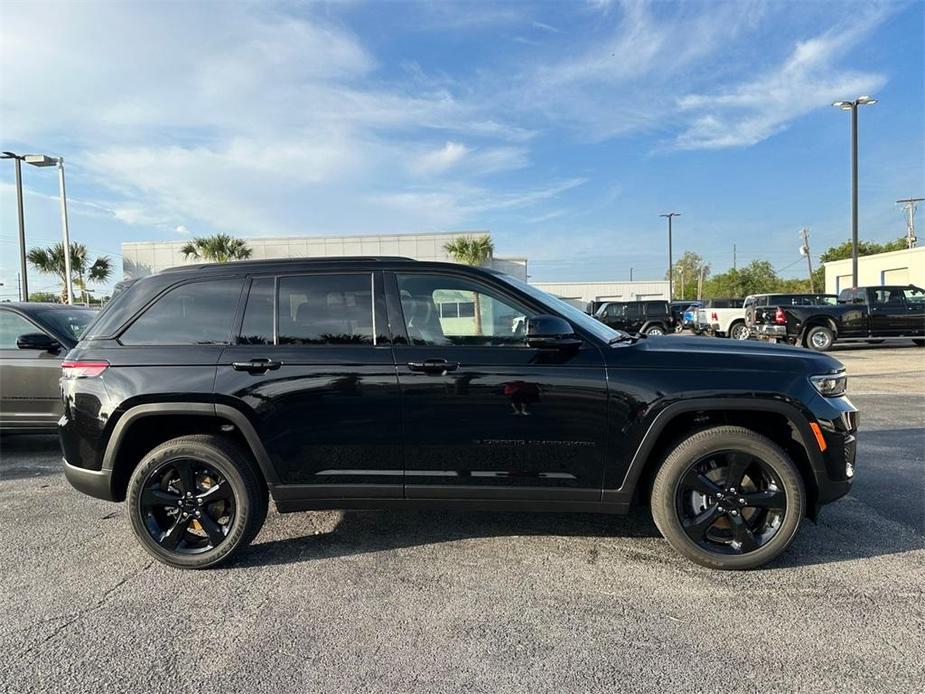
[412,142,472,174]
[674,11,889,149]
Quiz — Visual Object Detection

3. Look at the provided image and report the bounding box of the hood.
[612,335,844,374]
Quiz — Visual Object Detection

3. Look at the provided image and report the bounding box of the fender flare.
[101,402,280,486]
[603,396,825,502]
[640,321,666,334]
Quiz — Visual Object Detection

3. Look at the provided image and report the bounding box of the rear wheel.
[645,324,666,336]
[805,325,835,351]
[651,426,805,570]
[729,321,750,341]
[126,435,268,569]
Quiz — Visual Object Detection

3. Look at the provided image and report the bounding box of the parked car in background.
[594,300,675,335]
[696,298,746,339]
[60,257,857,571]
[746,293,837,341]
[669,301,693,333]
[752,285,925,351]
[0,303,97,432]
[681,301,704,332]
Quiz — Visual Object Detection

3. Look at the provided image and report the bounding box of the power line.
[897,197,923,248]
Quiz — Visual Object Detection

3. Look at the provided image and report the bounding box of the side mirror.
[526,315,582,349]
[16,332,60,353]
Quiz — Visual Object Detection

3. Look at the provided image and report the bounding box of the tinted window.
[121,279,243,345]
[624,303,642,319]
[0,311,40,349]
[278,274,373,345]
[238,278,275,345]
[644,301,667,314]
[397,273,533,347]
[871,288,905,305]
[34,309,95,344]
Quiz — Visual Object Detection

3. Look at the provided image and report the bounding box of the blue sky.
[1,0,923,296]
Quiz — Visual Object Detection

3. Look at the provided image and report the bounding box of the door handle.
[407,359,459,374]
[232,358,282,373]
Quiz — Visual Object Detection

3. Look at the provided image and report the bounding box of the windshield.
[35,309,96,344]
[500,274,625,343]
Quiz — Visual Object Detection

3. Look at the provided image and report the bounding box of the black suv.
[593,300,674,336]
[61,258,857,570]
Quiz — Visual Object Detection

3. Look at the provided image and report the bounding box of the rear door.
[0,309,62,429]
[902,286,925,336]
[867,288,907,335]
[215,272,403,497]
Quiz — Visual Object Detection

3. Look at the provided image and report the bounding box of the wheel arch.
[799,316,838,345]
[607,398,825,517]
[103,403,279,501]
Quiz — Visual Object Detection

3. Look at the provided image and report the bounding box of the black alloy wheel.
[675,450,786,555]
[651,426,805,570]
[138,459,235,554]
[127,435,268,569]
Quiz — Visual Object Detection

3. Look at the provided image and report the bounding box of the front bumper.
[63,458,115,500]
[810,397,858,506]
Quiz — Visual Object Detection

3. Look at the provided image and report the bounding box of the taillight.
[774,308,786,325]
[61,360,109,378]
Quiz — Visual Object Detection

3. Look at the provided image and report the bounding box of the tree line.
[667,237,908,301]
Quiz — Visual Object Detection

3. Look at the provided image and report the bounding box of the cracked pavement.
[1,345,923,693]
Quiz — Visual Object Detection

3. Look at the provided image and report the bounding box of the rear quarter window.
[119,278,244,345]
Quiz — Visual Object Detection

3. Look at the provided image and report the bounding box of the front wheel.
[650,426,805,570]
[126,435,268,569]
[805,325,835,351]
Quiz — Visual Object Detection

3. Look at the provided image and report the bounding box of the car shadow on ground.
[237,507,664,569]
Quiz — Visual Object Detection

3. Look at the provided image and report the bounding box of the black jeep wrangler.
[61,257,857,570]
[593,300,675,336]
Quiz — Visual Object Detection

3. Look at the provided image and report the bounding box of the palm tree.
[443,235,495,335]
[181,234,252,263]
[27,242,112,304]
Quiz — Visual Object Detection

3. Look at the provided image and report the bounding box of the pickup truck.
[696,298,747,339]
[746,293,837,340]
[752,285,925,351]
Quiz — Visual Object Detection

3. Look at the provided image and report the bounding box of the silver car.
[0,303,96,432]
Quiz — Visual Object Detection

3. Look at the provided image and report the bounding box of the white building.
[824,246,925,293]
[123,231,528,280]
[532,280,670,305]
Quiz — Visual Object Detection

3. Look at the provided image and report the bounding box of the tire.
[729,321,750,341]
[126,434,268,569]
[805,325,835,352]
[650,426,806,570]
[645,324,666,336]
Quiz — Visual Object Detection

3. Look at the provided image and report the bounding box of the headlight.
[810,371,847,397]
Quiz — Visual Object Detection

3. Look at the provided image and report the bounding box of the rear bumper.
[63,458,115,501]
[752,324,788,339]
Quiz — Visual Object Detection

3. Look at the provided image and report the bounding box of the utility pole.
[660,212,680,300]
[697,266,705,300]
[733,244,737,271]
[629,267,633,282]
[897,197,923,248]
[800,227,815,292]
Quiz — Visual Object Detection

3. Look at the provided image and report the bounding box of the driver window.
[396,274,534,347]
[0,311,40,349]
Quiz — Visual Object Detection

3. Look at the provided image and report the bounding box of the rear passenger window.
[238,278,274,345]
[278,274,374,345]
[120,279,243,345]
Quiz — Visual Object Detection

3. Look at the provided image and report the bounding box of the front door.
[388,271,608,502]
[867,287,908,336]
[215,272,403,498]
[0,310,62,429]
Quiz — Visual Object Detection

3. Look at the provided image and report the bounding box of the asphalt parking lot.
[1,343,923,693]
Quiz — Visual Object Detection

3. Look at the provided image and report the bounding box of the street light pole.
[1,152,29,301]
[660,212,680,300]
[833,96,877,288]
[24,154,74,304]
